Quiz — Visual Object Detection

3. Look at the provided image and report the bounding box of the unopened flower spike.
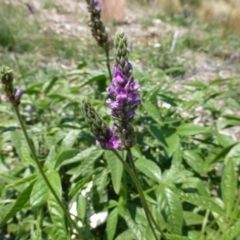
[86,0,109,50]
[0,66,23,106]
[81,98,121,149]
[106,30,141,149]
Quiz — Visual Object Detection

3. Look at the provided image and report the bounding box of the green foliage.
[1,1,240,239]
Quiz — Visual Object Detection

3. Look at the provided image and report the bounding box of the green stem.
[105,47,112,80]
[127,149,168,240]
[112,149,167,240]
[14,106,85,240]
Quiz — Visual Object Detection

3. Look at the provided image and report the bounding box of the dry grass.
[136,0,240,34]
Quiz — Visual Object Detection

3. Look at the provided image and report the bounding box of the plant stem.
[112,149,168,240]
[14,106,85,240]
[126,149,167,239]
[105,47,112,80]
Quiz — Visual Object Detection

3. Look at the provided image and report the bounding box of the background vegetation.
[0,0,240,239]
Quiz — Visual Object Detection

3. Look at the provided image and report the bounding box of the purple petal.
[107,86,116,95]
[108,99,123,109]
[113,71,126,85]
[112,64,118,72]
[127,92,140,103]
[128,109,136,118]
[1,94,9,102]
[133,100,141,106]
[116,87,127,99]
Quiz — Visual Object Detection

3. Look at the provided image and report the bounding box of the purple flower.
[96,129,121,149]
[15,89,23,102]
[107,67,141,120]
[1,94,9,102]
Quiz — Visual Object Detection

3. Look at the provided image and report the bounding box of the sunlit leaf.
[220,217,240,240]
[30,176,49,208]
[106,208,118,240]
[47,171,69,240]
[157,187,183,235]
[171,187,224,214]
[0,183,34,226]
[117,204,145,240]
[105,151,123,194]
[221,158,236,215]
[60,130,80,152]
[135,158,162,182]
[77,194,86,221]
[143,102,162,125]
[183,150,205,174]
[177,123,211,136]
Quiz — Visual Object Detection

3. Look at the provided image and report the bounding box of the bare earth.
[2,0,240,139]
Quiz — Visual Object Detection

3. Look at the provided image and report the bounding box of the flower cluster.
[0,66,23,106]
[86,0,108,50]
[81,98,121,149]
[106,30,141,149]
[81,29,140,150]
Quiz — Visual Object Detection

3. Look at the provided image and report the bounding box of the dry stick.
[14,106,85,240]
[112,149,168,240]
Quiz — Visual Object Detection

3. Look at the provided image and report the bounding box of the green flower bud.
[0,66,14,85]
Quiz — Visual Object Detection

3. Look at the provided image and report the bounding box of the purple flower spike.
[106,30,141,149]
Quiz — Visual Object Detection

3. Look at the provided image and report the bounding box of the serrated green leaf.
[105,151,123,194]
[183,150,205,174]
[165,234,189,240]
[60,146,100,167]
[217,118,240,130]
[69,168,99,200]
[115,229,134,240]
[177,123,211,136]
[183,211,204,226]
[106,208,118,240]
[30,176,49,208]
[60,130,80,152]
[184,81,207,88]
[117,204,145,240]
[68,148,103,181]
[47,171,69,240]
[181,177,209,197]
[77,194,86,221]
[143,102,162,125]
[147,126,179,157]
[4,174,37,190]
[221,158,236,215]
[21,146,36,168]
[157,187,183,235]
[209,77,235,86]
[162,168,193,185]
[220,217,240,240]
[0,183,34,226]
[135,158,161,182]
[217,133,235,148]
[225,143,240,165]
[42,76,58,94]
[0,120,18,128]
[54,149,79,170]
[171,187,224,214]
[172,145,183,166]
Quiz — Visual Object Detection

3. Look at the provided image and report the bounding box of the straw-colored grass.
[136,0,240,34]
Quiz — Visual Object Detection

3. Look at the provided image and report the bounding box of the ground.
[1,0,240,139]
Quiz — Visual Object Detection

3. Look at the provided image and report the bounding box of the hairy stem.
[14,106,85,240]
[105,47,112,80]
[112,149,168,240]
[126,149,167,240]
